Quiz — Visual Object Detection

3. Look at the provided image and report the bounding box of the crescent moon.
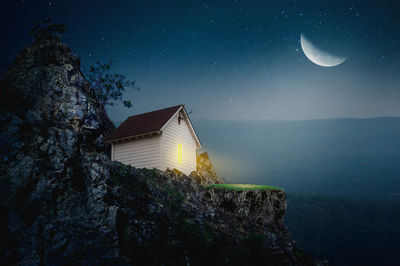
[300,33,347,67]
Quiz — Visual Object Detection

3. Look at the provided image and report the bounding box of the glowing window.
[177,144,183,163]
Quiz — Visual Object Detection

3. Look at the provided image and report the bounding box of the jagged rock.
[0,36,114,163]
[204,188,286,223]
[190,152,224,185]
[0,36,326,265]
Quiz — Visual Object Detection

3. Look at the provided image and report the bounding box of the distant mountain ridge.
[192,116,400,125]
[195,116,400,200]
[194,117,400,265]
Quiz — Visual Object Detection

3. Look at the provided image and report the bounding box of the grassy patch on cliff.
[208,184,283,191]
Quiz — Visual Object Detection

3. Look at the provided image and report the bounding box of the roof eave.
[106,130,162,144]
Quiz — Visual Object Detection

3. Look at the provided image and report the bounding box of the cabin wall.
[112,135,161,169]
[161,112,197,175]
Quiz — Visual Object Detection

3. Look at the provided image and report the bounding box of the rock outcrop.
[0,35,116,265]
[190,151,224,185]
[0,36,325,265]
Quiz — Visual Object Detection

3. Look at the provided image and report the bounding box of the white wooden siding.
[113,135,161,169]
[161,111,197,174]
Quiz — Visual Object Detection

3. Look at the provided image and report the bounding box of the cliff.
[0,36,325,265]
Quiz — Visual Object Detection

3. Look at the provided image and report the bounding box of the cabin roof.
[106,105,201,147]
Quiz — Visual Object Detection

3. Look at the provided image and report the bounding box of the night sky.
[1,0,400,122]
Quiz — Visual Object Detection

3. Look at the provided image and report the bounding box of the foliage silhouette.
[87,61,138,108]
[29,18,66,41]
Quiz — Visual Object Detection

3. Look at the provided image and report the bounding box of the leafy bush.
[29,18,66,41]
[87,61,138,108]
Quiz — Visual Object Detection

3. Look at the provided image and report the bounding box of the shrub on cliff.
[87,61,138,108]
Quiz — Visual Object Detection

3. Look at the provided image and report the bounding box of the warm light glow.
[177,144,182,163]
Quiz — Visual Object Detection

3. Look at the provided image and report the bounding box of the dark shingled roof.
[106,105,183,142]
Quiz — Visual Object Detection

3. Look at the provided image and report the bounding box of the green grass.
[207,184,283,191]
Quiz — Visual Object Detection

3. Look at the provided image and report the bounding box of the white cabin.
[106,105,201,175]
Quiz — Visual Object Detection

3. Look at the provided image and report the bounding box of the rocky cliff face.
[0,37,325,265]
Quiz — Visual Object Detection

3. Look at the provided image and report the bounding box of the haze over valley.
[193,117,400,265]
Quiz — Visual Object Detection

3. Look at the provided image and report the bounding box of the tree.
[29,18,66,41]
[87,61,138,108]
